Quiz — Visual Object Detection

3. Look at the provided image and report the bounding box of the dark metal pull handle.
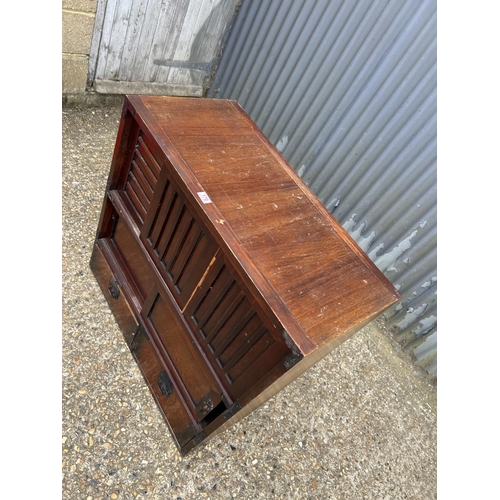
[157,371,173,397]
[108,277,120,299]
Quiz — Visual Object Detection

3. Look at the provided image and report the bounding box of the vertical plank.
[129,0,165,82]
[88,0,110,84]
[102,0,134,80]
[154,0,194,84]
[117,0,151,81]
[94,0,120,80]
[167,0,215,85]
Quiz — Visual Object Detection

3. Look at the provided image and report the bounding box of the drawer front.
[142,288,224,423]
[111,213,156,302]
[90,243,139,345]
[130,326,198,450]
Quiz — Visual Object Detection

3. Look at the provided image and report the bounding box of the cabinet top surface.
[125,95,400,352]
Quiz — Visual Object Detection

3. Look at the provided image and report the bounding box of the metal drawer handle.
[108,277,120,299]
[157,371,173,397]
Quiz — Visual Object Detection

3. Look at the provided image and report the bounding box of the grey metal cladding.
[208,0,437,379]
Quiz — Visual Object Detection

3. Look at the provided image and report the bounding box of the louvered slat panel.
[211,302,255,357]
[192,264,235,331]
[174,230,218,304]
[123,133,161,224]
[147,180,176,246]
[161,207,193,275]
[169,221,202,285]
[218,317,266,370]
[185,253,284,396]
[137,136,161,180]
[227,330,275,383]
[155,194,184,259]
[126,168,149,214]
[144,175,218,307]
[124,173,147,221]
[203,286,245,343]
[131,153,156,196]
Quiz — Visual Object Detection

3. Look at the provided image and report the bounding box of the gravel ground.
[62,102,437,500]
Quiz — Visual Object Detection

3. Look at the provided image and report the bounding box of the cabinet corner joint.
[281,330,303,369]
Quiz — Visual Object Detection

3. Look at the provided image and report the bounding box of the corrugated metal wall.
[208,0,437,378]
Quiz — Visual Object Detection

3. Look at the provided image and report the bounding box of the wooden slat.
[227,331,275,382]
[115,0,151,81]
[175,233,218,306]
[102,0,133,80]
[219,320,267,373]
[93,0,119,80]
[228,335,288,397]
[130,159,154,202]
[147,181,175,246]
[211,300,254,357]
[203,286,244,342]
[132,149,157,193]
[156,194,183,260]
[124,178,147,221]
[169,221,202,285]
[137,135,161,179]
[162,208,193,274]
[193,265,234,329]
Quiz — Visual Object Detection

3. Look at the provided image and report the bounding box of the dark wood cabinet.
[90,95,401,455]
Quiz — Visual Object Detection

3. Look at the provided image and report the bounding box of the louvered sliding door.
[140,171,219,309]
[183,251,290,400]
[114,129,160,223]
[106,120,220,310]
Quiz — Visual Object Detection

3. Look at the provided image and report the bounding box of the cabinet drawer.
[130,327,199,451]
[110,212,155,302]
[90,243,139,345]
[141,287,225,424]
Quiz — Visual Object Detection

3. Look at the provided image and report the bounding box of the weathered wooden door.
[88,0,239,96]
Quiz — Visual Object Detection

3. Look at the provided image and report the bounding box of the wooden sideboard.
[90,95,401,455]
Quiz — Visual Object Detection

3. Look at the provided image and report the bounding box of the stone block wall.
[62,0,97,94]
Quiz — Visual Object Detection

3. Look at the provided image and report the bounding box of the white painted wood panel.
[89,0,239,95]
